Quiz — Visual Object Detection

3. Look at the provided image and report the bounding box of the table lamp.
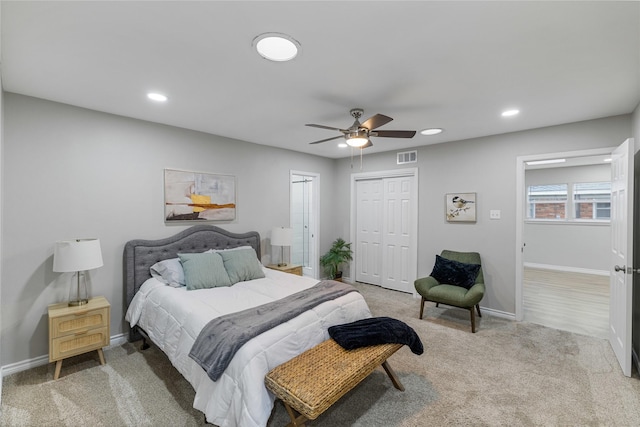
[271,227,292,267]
[53,238,103,306]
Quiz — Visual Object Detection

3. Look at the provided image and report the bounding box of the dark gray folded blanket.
[189,280,358,381]
[328,316,424,355]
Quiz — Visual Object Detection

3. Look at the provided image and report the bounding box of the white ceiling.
[2,1,639,159]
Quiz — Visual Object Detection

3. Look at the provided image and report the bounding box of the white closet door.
[355,179,382,285]
[381,176,413,292]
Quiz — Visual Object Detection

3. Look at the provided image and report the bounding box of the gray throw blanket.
[189,280,358,381]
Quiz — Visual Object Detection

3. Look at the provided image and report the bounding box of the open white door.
[609,138,634,377]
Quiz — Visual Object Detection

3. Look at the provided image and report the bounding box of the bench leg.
[381,360,405,391]
[283,402,308,427]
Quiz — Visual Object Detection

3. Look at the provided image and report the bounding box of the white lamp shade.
[53,239,104,272]
[271,227,292,247]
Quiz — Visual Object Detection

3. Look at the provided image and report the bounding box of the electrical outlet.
[490,210,501,220]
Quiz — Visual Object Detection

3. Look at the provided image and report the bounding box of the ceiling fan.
[307,108,416,148]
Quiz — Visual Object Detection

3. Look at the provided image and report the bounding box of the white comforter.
[125,267,371,427]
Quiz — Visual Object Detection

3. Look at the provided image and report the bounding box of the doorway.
[522,155,612,338]
[516,142,634,377]
[290,171,319,279]
[516,147,616,320]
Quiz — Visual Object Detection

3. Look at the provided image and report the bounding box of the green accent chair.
[414,250,485,333]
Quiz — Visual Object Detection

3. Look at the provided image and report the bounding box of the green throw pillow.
[219,248,265,284]
[178,252,232,290]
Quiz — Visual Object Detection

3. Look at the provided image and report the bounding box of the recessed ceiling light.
[526,158,566,166]
[147,93,168,102]
[420,128,443,136]
[501,109,520,117]
[338,143,348,148]
[253,33,300,62]
[603,158,612,162]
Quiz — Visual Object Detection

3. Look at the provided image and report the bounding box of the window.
[573,182,611,220]
[527,181,611,222]
[527,184,567,219]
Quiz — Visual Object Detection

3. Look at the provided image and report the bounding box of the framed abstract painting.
[164,169,236,222]
[445,192,476,222]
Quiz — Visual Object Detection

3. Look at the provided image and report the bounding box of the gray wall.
[524,164,611,271]
[0,93,339,365]
[334,115,631,316]
[0,92,634,368]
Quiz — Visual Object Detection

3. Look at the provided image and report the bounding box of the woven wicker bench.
[265,339,404,427]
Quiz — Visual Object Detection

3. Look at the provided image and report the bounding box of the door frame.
[515,147,616,321]
[290,170,320,279]
[350,168,418,293]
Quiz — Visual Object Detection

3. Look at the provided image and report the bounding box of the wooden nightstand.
[48,296,110,379]
[267,264,303,276]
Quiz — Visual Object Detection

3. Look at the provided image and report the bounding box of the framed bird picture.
[445,193,477,222]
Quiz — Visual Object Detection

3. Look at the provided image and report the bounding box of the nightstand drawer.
[287,266,303,276]
[50,326,109,362]
[266,264,303,276]
[50,307,109,338]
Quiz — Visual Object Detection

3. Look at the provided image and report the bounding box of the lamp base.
[69,299,89,307]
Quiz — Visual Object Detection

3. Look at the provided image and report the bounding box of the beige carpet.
[2,282,640,426]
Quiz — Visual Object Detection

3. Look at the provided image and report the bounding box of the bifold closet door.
[355,175,414,293]
[355,179,382,285]
[380,176,413,292]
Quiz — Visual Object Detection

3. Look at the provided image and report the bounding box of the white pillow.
[150,258,185,287]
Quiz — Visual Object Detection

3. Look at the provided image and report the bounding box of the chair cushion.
[430,255,480,289]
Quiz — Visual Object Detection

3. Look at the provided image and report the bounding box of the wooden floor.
[523,267,609,339]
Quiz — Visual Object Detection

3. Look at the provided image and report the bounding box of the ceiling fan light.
[346,137,368,147]
[345,130,369,147]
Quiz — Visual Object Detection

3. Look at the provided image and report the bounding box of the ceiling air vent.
[397,150,417,165]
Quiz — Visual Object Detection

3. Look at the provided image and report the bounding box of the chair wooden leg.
[470,307,476,333]
[419,297,425,319]
[476,304,482,317]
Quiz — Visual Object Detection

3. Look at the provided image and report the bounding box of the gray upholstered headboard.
[124,225,261,341]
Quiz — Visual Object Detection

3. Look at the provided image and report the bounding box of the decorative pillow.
[178,252,232,290]
[150,258,185,287]
[430,255,480,289]
[219,248,265,284]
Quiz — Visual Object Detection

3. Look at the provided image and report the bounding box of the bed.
[123,225,372,427]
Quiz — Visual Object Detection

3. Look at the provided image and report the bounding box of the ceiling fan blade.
[306,124,347,132]
[373,130,417,138]
[361,114,393,130]
[309,135,343,145]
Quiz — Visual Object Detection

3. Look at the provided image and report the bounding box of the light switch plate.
[490,210,501,220]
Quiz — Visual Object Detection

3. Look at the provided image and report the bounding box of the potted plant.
[320,237,353,281]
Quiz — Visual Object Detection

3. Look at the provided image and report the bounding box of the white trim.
[523,262,609,277]
[350,168,419,295]
[482,307,516,321]
[516,147,616,322]
[1,333,127,377]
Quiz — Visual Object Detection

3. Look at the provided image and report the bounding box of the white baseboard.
[482,307,516,321]
[524,262,609,277]
[1,333,128,378]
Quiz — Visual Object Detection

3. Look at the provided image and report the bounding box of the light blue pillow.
[219,248,265,284]
[150,258,185,287]
[178,252,232,290]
